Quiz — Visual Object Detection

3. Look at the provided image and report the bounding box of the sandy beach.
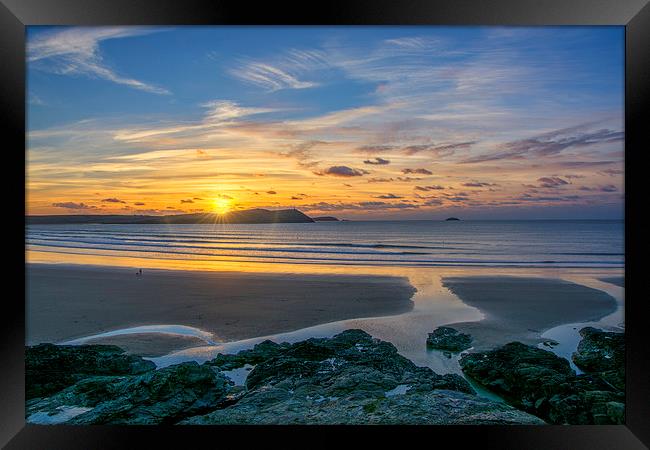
[26,263,622,358]
[440,276,619,351]
[26,264,416,354]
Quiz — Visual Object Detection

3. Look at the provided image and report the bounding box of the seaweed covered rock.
[182,388,544,425]
[572,327,625,390]
[27,362,231,425]
[205,339,291,370]
[426,326,473,352]
[26,331,546,425]
[26,343,155,400]
[460,342,624,424]
[183,330,542,425]
[242,329,472,395]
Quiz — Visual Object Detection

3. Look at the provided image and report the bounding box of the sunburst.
[213,197,232,215]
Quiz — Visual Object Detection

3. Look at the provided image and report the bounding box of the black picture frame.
[2,0,648,448]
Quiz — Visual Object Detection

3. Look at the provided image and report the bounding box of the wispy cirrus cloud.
[201,100,278,122]
[231,61,318,91]
[402,142,475,156]
[230,49,330,91]
[112,100,279,143]
[383,37,434,49]
[28,27,171,95]
[28,92,46,106]
[354,145,398,154]
[276,140,324,166]
[109,149,212,161]
[463,124,623,163]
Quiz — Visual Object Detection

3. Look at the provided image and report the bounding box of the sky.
[26,26,625,220]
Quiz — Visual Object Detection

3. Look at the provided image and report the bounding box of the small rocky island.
[445,217,460,221]
[25,327,623,425]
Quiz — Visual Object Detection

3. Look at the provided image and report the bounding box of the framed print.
[1,0,648,448]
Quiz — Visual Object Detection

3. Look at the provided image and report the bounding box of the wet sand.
[441,276,619,351]
[26,263,416,354]
[83,334,208,357]
[598,276,625,288]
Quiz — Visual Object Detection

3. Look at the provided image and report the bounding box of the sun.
[213,197,232,215]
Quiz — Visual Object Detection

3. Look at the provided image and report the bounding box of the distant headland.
[312,216,340,222]
[26,208,329,225]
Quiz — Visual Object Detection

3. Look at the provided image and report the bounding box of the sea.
[26,219,624,269]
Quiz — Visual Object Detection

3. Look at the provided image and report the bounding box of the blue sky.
[26,26,624,219]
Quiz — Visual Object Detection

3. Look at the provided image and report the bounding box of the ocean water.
[26,220,624,268]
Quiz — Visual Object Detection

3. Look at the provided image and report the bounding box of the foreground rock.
[182,388,543,425]
[27,362,231,425]
[426,326,473,352]
[572,327,625,391]
[26,330,543,425]
[212,329,473,395]
[205,339,291,370]
[26,344,155,400]
[185,330,542,424]
[460,341,624,424]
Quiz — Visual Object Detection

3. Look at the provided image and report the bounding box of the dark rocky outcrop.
[459,341,624,424]
[184,330,542,424]
[182,389,543,425]
[244,330,473,394]
[26,343,155,400]
[27,362,231,425]
[26,330,543,425]
[572,327,625,391]
[426,326,473,352]
[205,339,291,370]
